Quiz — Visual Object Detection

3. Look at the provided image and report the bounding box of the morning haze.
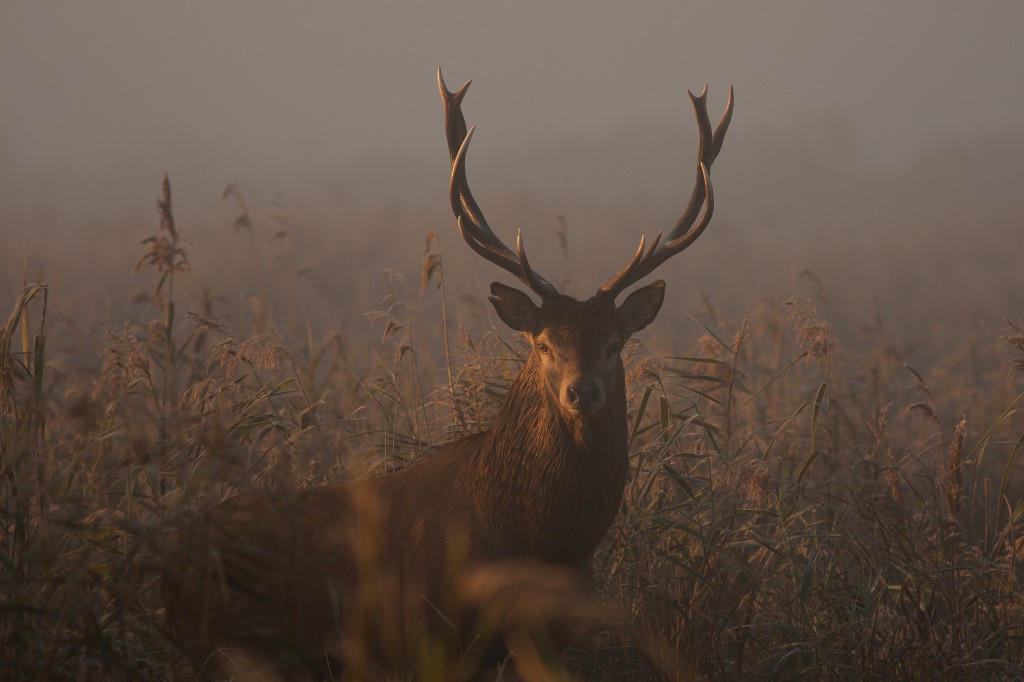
[2,1,1022,356]
[11,5,1024,680]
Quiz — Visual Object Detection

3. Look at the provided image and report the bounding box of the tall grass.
[1,176,1023,680]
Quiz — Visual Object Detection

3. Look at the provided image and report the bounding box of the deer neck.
[471,358,630,564]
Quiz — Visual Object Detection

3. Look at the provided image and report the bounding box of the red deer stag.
[163,69,732,680]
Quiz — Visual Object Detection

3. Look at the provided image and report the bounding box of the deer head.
[488,281,663,419]
[439,69,733,423]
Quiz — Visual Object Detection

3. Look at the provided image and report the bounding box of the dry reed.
[2,176,1023,680]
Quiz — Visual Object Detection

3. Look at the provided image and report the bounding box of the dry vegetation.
[3,176,1024,680]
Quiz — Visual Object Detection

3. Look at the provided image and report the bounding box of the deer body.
[164,71,732,679]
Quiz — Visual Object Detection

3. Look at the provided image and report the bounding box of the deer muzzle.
[562,376,605,416]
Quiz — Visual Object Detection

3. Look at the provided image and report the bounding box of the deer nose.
[564,378,604,414]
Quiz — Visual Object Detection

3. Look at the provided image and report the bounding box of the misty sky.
[3,2,1024,224]
[2,2,1023,355]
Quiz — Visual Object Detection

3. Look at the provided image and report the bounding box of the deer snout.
[563,377,605,415]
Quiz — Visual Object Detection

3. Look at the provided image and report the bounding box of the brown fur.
[163,289,663,679]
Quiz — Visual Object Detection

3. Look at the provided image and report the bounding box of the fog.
[2,2,1023,358]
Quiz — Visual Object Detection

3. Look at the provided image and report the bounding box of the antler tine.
[711,86,735,160]
[439,68,558,300]
[594,86,732,302]
[516,230,554,297]
[590,233,650,304]
[450,129,519,268]
[655,162,714,262]
[438,69,471,160]
[672,87,715,236]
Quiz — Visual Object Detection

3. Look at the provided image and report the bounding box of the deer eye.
[537,342,551,355]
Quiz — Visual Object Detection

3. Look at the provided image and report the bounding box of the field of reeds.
[3,175,1024,681]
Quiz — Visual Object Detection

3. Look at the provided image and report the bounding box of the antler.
[438,69,559,301]
[593,85,734,303]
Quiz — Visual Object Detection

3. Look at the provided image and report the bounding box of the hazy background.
[2,2,1023,360]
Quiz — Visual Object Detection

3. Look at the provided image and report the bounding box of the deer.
[162,69,732,680]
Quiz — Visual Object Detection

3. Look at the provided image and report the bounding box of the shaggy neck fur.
[469,352,630,566]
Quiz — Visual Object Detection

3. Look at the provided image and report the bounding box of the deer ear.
[616,280,665,336]
[489,282,540,332]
